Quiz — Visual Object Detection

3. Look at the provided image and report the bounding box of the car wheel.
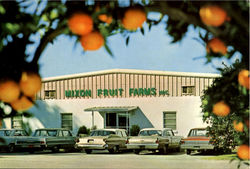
[85,149,92,154]
[52,146,59,153]
[186,149,191,155]
[108,146,119,154]
[159,145,168,155]
[133,150,140,154]
[8,144,15,153]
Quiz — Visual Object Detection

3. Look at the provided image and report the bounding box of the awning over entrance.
[84,106,138,112]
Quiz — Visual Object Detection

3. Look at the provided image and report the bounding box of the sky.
[25,4,240,78]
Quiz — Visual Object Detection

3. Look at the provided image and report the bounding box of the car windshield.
[13,130,28,136]
[90,130,116,136]
[0,130,13,136]
[34,130,57,137]
[0,130,7,136]
[139,130,162,136]
[188,129,207,137]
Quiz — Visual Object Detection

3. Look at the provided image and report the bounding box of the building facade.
[3,69,219,136]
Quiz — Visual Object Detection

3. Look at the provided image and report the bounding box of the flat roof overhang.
[84,106,138,112]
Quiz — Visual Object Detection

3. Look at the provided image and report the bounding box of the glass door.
[105,113,116,129]
[118,113,129,130]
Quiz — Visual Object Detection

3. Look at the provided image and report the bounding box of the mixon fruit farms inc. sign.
[65,88,169,98]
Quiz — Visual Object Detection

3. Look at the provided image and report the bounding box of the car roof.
[190,128,207,130]
[140,128,164,131]
[0,129,24,131]
[35,128,69,131]
[92,129,126,132]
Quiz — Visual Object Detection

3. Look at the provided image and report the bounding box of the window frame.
[44,90,57,99]
[11,116,23,129]
[181,86,195,96]
[163,111,177,130]
[61,113,73,131]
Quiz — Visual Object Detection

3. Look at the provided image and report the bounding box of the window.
[90,130,115,136]
[116,131,122,137]
[62,130,72,137]
[121,130,127,137]
[44,90,56,99]
[139,130,162,136]
[12,116,23,129]
[58,131,63,137]
[163,130,174,136]
[182,86,195,96]
[163,112,176,130]
[188,129,207,137]
[61,113,73,130]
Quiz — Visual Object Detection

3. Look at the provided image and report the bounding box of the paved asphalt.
[0,150,248,169]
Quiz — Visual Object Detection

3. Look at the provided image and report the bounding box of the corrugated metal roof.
[43,69,220,82]
[84,106,138,112]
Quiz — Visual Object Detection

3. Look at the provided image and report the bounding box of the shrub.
[77,125,90,136]
[130,125,140,136]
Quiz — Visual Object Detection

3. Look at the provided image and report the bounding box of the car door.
[62,130,75,148]
[168,130,179,148]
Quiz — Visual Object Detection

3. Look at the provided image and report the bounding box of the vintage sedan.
[75,129,128,154]
[15,128,76,153]
[181,128,214,155]
[0,129,29,152]
[126,128,183,154]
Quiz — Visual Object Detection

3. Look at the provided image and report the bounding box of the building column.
[92,111,94,128]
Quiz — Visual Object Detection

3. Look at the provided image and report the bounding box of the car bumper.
[75,144,107,150]
[181,144,214,150]
[126,143,159,150]
[15,144,47,149]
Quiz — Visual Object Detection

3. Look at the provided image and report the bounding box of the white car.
[75,129,128,154]
[126,128,183,154]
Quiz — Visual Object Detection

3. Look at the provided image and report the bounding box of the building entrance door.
[118,113,129,130]
[105,113,129,131]
[106,113,116,128]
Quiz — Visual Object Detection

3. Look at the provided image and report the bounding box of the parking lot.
[0,150,248,169]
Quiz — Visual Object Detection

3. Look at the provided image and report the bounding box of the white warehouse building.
[3,69,219,137]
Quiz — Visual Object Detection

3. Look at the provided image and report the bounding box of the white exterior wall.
[12,96,206,137]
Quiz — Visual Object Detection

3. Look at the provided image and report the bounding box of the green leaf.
[148,23,152,31]
[126,36,130,46]
[140,27,145,35]
[50,9,58,20]
[104,44,114,58]
[0,5,6,14]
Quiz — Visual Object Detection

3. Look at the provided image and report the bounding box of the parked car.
[75,129,128,154]
[180,127,214,155]
[15,128,76,153]
[0,129,29,152]
[126,128,183,154]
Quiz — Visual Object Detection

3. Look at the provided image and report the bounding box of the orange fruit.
[206,38,227,55]
[212,101,230,117]
[199,5,228,27]
[98,14,113,24]
[233,120,244,132]
[11,96,34,111]
[122,8,146,30]
[19,72,42,97]
[68,13,93,35]
[238,70,249,89]
[80,31,104,51]
[237,144,250,160]
[0,80,20,103]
